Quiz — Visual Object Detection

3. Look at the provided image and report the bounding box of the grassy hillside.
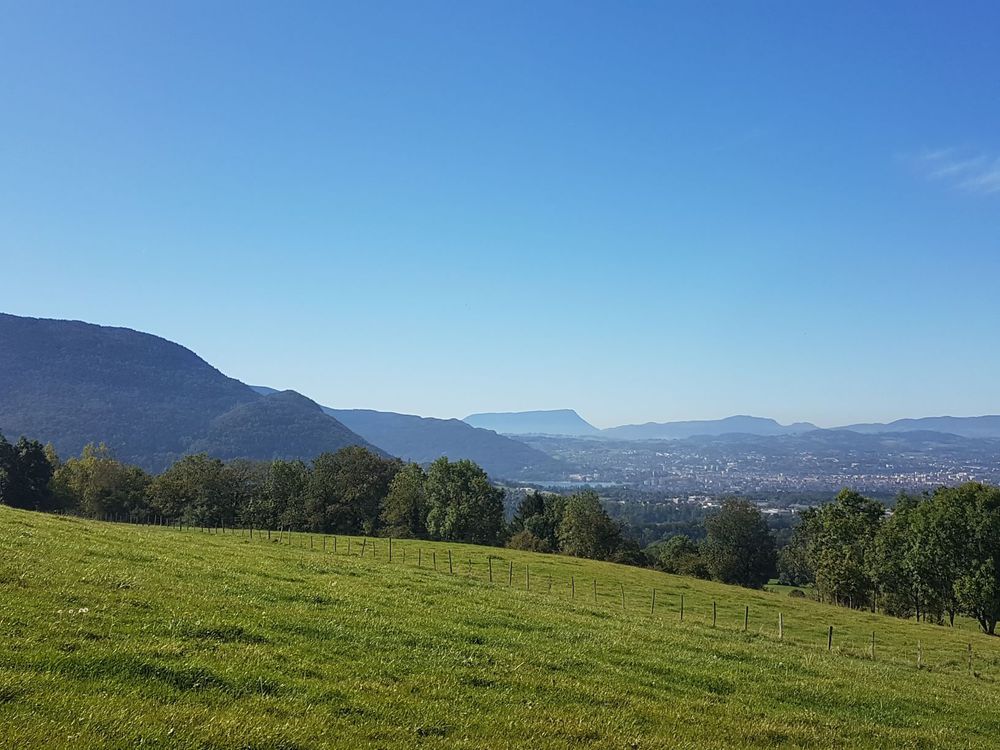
[2,507,998,749]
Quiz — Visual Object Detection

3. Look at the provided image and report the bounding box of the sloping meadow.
[1,507,998,749]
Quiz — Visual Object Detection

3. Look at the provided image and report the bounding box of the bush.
[507,529,550,552]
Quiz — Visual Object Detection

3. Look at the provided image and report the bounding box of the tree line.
[1,432,762,574]
[0,433,636,560]
[777,486,1000,635]
[0,434,507,545]
[8,430,994,633]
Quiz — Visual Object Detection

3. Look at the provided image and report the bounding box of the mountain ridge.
[464,409,601,436]
[474,409,1000,441]
[838,415,1000,439]
[604,415,819,441]
[0,313,375,470]
[252,388,569,480]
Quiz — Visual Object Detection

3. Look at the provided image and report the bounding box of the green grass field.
[2,507,998,749]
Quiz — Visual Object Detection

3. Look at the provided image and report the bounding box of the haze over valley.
[3,312,998,501]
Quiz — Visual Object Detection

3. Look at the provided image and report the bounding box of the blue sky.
[2,2,998,428]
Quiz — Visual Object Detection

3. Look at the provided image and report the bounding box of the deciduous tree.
[702,498,776,589]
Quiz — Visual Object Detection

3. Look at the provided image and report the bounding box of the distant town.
[517,431,1000,501]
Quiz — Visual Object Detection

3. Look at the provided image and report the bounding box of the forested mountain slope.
[0,313,373,469]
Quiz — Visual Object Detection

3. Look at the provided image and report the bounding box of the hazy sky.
[3,2,999,428]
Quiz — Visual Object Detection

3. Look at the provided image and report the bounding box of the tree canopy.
[702,499,777,589]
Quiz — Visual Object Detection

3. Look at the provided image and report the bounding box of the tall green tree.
[222,460,269,529]
[557,490,622,560]
[424,457,505,545]
[147,454,233,525]
[264,459,310,531]
[794,489,885,607]
[310,447,400,534]
[651,534,708,578]
[510,491,546,534]
[510,491,566,552]
[777,507,816,587]
[909,489,968,624]
[702,498,776,589]
[944,483,1000,635]
[869,494,925,618]
[0,434,55,511]
[381,462,427,538]
[53,443,151,519]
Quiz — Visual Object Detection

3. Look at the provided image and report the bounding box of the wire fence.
[80,512,999,683]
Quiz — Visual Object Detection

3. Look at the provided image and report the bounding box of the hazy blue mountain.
[838,415,1000,439]
[251,388,569,480]
[603,415,819,440]
[189,390,383,462]
[325,409,568,480]
[0,313,374,470]
[463,409,601,436]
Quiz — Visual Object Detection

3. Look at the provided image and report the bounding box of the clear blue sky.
[2,2,999,428]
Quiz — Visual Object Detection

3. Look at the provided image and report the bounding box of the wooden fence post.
[744,606,749,632]
[651,589,656,614]
[433,551,437,571]
[572,576,576,600]
[778,612,784,640]
[712,600,717,627]
[680,594,685,622]
[360,538,367,558]
[917,641,922,669]
[968,643,974,675]
[333,536,337,554]
[508,560,513,586]
[348,537,352,555]
[593,579,597,603]
[488,556,492,582]
[418,548,422,568]
[871,631,876,660]
[827,625,833,651]
[620,582,625,610]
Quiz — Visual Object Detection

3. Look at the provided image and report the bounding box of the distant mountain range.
[604,415,819,441]
[462,409,1000,441]
[464,409,602,436]
[0,313,564,479]
[4,312,1000,482]
[838,416,1000,439]
[461,411,817,439]
[253,388,567,479]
